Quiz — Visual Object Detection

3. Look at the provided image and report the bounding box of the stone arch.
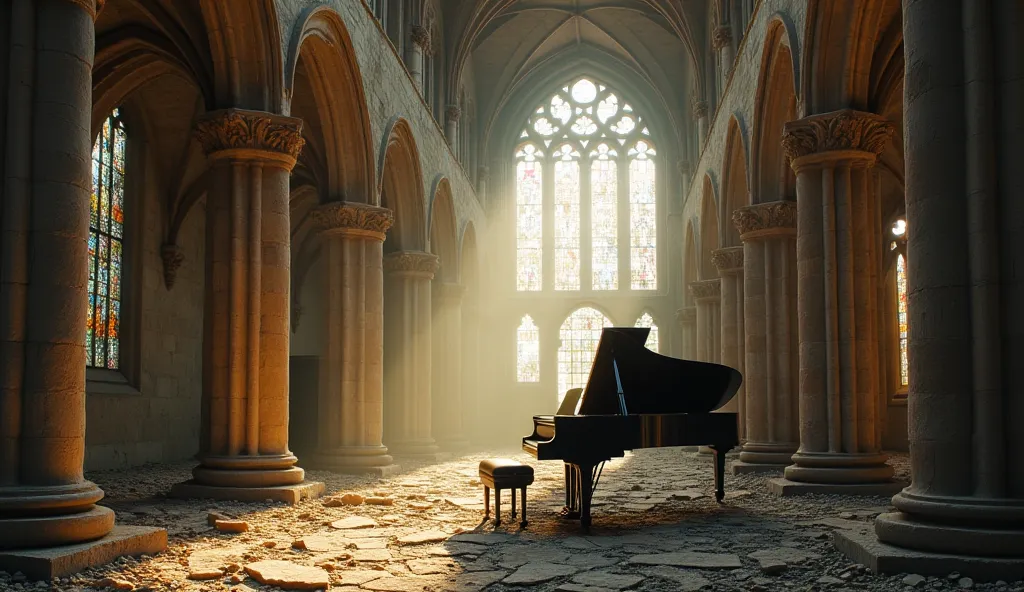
[428,176,459,283]
[684,219,699,305]
[752,16,799,205]
[699,175,720,279]
[720,115,750,247]
[459,222,482,442]
[379,117,428,252]
[199,0,284,111]
[286,5,375,202]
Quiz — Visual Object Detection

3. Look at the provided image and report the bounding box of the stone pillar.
[677,160,692,196]
[692,100,709,146]
[462,293,481,444]
[477,166,489,204]
[383,251,442,458]
[690,279,722,456]
[445,106,461,154]
[432,282,468,451]
[308,202,398,476]
[767,109,898,496]
[405,25,430,93]
[713,247,745,443]
[712,25,735,87]
[835,2,1024,579]
[731,201,800,475]
[676,307,697,359]
[171,109,322,503]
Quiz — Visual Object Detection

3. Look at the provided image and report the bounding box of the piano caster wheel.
[559,507,580,520]
[519,520,528,529]
[715,491,725,503]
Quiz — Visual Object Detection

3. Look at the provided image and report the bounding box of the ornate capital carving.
[410,24,431,52]
[675,307,697,324]
[732,200,798,240]
[384,251,440,279]
[311,201,394,241]
[692,99,709,120]
[712,246,744,273]
[712,26,733,50]
[160,243,184,290]
[446,106,462,123]
[689,279,721,302]
[781,109,894,163]
[194,109,305,167]
[434,282,466,304]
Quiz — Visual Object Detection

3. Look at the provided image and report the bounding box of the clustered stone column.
[432,282,468,451]
[170,109,321,503]
[676,307,697,359]
[382,251,442,458]
[713,247,745,443]
[712,25,735,87]
[308,202,397,476]
[690,279,722,456]
[445,106,461,154]
[770,109,897,495]
[692,100,710,145]
[405,24,430,93]
[732,201,800,474]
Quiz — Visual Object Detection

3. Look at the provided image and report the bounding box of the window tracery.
[517,315,540,382]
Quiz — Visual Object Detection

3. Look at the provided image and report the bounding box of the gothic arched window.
[515,78,658,292]
[890,217,908,390]
[87,109,127,370]
[517,315,540,382]
[557,307,612,402]
[634,312,659,353]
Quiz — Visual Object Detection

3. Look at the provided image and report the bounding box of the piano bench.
[479,459,534,529]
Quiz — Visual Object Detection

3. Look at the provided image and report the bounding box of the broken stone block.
[243,560,330,590]
[330,516,378,530]
[214,519,249,533]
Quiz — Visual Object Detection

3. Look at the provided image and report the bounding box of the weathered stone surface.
[628,552,742,569]
[557,584,616,592]
[335,569,386,586]
[365,496,395,506]
[330,516,378,530]
[758,558,788,574]
[455,570,506,589]
[903,574,926,587]
[407,557,452,575]
[749,547,819,564]
[213,519,249,533]
[243,560,330,590]
[497,546,571,568]
[397,530,449,545]
[572,570,644,589]
[449,532,513,545]
[640,566,712,590]
[503,562,579,584]
[352,549,393,562]
[362,576,433,591]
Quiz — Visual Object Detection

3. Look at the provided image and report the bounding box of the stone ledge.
[768,478,906,497]
[731,461,787,475]
[0,526,166,581]
[170,480,325,505]
[834,527,1024,582]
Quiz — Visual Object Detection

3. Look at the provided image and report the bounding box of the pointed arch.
[721,115,750,247]
[378,117,427,251]
[753,16,799,205]
[699,175,720,279]
[199,0,283,111]
[634,311,660,353]
[428,176,459,282]
[557,306,614,403]
[684,218,699,305]
[286,5,375,202]
[516,314,541,383]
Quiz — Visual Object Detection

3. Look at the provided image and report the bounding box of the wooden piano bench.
[479,459,534,528]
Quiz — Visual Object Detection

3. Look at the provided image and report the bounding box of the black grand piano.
[523,327,742,529]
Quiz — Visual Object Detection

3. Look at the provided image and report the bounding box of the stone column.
[383,251,442,458]
[690,279,722,456]
[462,294,481,444]
[308,202,398,476]
[171,109,322,503]
[445,106,461,154]
[712,25,735,87]
[677,160,692,196]
[768,109,898,496]
[432,282,468,451]
[477,166,489,204]
[731,201,800,475]
[836,2,1024,578]
[676,307,697,359]
[692,100,709,146]
[405,25,430,93]
[713,247,745,443]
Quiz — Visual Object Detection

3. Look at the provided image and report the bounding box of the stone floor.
[1,449,1019,592]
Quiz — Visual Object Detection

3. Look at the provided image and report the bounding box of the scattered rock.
[503,562,579,585]
[365,496,395,506]
[261,541,277,548]
[558,585,616,592]
[757,559,787,575]
[406,558,451,575]
[335,570,387,586]
[226,574,244,584]
[324,493,365,507]
[330,516,378,530]
[959,577,974,589]
[97,577,135,590]
[903,574,926,587]
[214,519,249,533]
[407,501,433,511]
[187,568,223,581]
[949,572,961,580]
[627,551,742,569]
[206,510,233,525]
[243,560,329,590]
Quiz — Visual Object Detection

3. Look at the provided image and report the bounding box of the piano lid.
[576,327,742,416]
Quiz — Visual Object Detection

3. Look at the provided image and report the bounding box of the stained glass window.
[896,253,908,387]
[88,109,126,370]
[629,140,657,290]
[516,144,543,291]
[553,144,581,291]
[517,315,540,382]
[514,77,656,292]
[557,307,612,403]
[634,312,659,353]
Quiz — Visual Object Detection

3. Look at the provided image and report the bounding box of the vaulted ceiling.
[444,0,707,144]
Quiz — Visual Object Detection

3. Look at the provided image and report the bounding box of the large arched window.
[557,307,612,402]
[517,315,540,383]
[634,312,659,353]
[88,109,127,370]
[890,217,908,390]
[515,77,657,292]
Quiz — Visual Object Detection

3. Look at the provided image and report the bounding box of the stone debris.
[206,510,233,525]
[397,529,449,545]
[571,570,644,589]
[187,567,223,580]
[407,501,433,511]
[748,546,819,564]
[406,558,452,575]
[959,577,975,588]
[455,570,507,588]
[335,569,387,586]
[640,566,712,591]
[903,574,926,587]
[627,551,742,569]
[324,492,365,506]
[96,577,134,590]
[757,558,788,575]
[503,562,580,585]
[330,515,378,529]
[243,560,330,590]
[213,519,249,533]
[365,496,395,506]
[557,584,616,592]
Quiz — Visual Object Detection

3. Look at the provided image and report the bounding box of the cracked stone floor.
[1,449,1020,592]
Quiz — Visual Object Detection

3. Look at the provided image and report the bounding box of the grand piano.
[523,327,742,529]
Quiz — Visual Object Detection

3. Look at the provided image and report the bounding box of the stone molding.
[676,307,697,324]
[160,244,184,290]
[712,246,744,274]
[712,26,733,50]
[384,251,440,279]
[692,99,709,120]
[433,282,466,304]
[478,166,489,183]
[446,106,462,123]
[677,159,691,179]
[311,202,394,242]
[732,201,798,240]
[410,24,431,52]
[67,0,105,18]
[689,279,721,302]
[194,109,305,167]
[781,109,894,163]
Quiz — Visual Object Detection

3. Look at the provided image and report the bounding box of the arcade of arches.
[0,0,1023,585]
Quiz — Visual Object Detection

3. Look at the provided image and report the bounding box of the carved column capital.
[194,109,305,169]
[160,243,185,290]
[433,282,466,304]
[446,106,462,124]
[410,24,431,52]
[782,109,894,169]
[732,200,798,241]
[311,201,394,242]
[676,307,697,325]
[692,100,709,121]
[689,278,721,302]
[384,250,440,280]
[712,246,744,274]
[66,0,105,19]
[712,26,733,50]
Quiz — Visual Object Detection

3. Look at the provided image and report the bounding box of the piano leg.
[560,463,581,520]
[484,486,490,519]
[710,444,727,503]
[576,463,595,531]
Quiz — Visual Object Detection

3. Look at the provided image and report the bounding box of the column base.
[386,439,449,461]
[697,446,741,456]
[169,481,324,505]
[784,451,895,484]
[768,478,906,497]
[731,461,786,475]
[0,483,114,550]
[876,492,1024,556]
[736,444,796,472]
[0,525,167,581]
[435,437,471,453]
[309,446,400,476]
[835,522,1024,582]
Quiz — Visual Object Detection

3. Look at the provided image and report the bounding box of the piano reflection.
[523,327,742,530]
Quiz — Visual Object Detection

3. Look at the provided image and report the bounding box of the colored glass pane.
[897,253,908,387]
[553,146,580,290]
[516,145,543,291]
[629,141,657,290]
[87,109,126,370]
[591,148,618,290]
[634,312,659,352]
[517,315,541,382]
[557,308,612,403]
